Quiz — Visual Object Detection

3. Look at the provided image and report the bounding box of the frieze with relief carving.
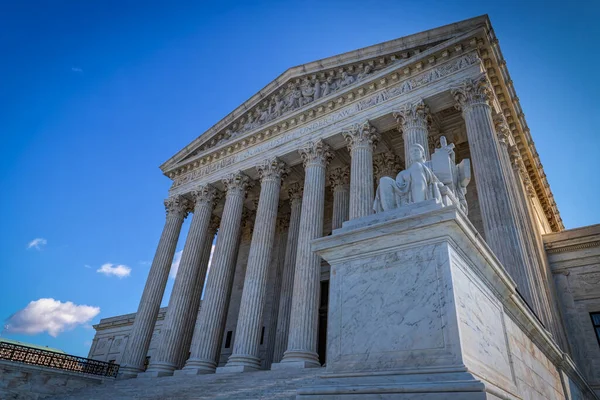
[170,52,480,190]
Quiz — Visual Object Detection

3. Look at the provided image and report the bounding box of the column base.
[137,361,177,378]
[216,364,260,374]
[217,353,261,373]
[271,350,321,370]
[117,365,144,380]
[176,357,217,375]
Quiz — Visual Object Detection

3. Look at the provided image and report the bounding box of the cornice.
[160,15,489,173]
[165,36,482,189]
[168,49,482,192]
[478,26,564,231]
[543,224,600,254]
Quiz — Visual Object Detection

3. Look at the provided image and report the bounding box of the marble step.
[46,368,324,400]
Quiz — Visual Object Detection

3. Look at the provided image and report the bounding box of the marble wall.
[545,224,600,397]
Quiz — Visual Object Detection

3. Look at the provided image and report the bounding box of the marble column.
[263,212,290,369]
[273,140,332,369]
[180,172,250,375]
[394,100,431,166]
[142,186,218,377]
[219,158,288,373]
[272,183,303,363]
[342,120,379,220]
[451,74,535,307]
[328,166,350,230]
[176,215,220,369]
[119,196,189,378]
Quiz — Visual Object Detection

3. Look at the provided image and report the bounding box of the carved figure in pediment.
[321,76,337,96]
[299,78,315,107]
[356,65,373,81]
[313,78,322,100]
[217,130,231,145]
[270,93,285,119]
[337,71,355,89]
[258,106,270,124]
[287,86,302,109]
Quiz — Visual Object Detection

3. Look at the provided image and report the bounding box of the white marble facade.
[89,14,599,399]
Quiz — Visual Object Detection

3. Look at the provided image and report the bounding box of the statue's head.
[409,144,426,164]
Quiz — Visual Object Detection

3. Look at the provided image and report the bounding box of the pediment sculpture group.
[210,66,378,148]
[374,137,471,214]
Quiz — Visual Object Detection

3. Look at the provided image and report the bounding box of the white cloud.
[84,264,92,269]
[96,263,131,278]
[3,298,100,337]
[169,250,183,279]
[27,238,47,250]
[170,243,216,281]
[71,67,83,73]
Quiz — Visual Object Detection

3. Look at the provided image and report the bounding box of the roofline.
[159,14,490,171]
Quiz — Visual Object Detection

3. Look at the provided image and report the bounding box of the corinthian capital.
[493,114,511,147]
[451,73,494,110]
[208,215,221,234]
[190,184,218,208]
[342,120,379,152]
[328,166,350,191]
[287,182,304,203]
[373,152,403,180]
[222,172,251,198]
[393,100,430,131]
[509,145,526,174]
[164,196,190,219]
[298,139,333,168]
[256,157,289,183]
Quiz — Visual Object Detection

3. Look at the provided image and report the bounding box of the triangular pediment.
[160,15,490,172]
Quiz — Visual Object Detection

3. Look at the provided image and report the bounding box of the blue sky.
[0,1,598,357]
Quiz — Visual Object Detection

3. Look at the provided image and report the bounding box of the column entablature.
[167,52,483,196]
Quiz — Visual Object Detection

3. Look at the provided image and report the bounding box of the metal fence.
[0,341,119,378]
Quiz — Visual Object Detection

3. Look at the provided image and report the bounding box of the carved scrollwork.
[190,184,218,208]
[287,182,304,203]
[373,152,403,180]
[393,100,431,131]
[222,172,251,198]
[299,139,333,168]
[342,120,379,152]
[493,114,511,147]
[451,73,494,110]
[164,196,190,219]
[256,157,289,183]
[328,166,350,191]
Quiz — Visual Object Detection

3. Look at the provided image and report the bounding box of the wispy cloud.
[84,264,92,269]
[3,298,100,337]
[27,238,47,250]
[96,263,131,278]
[139,260,151,266]
[169,250,183,279]
[71,67,83,73]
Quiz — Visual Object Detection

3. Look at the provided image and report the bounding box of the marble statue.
[373,143,443,212]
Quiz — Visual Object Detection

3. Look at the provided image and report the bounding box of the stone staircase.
[46,368,325,399]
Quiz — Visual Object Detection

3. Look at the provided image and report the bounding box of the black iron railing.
[0,341,119,378]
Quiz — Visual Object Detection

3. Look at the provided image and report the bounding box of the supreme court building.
[89,15,600,399]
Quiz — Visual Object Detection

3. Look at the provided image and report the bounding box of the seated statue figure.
[373,143,443,213]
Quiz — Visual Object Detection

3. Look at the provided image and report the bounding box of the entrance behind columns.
[318,280,329,366]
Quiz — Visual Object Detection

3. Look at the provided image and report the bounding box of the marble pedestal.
[303,203,591,399]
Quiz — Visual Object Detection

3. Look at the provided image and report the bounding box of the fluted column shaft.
[119,197,188,378]
[143,186,218,377]
[181,172,249,375]
[176,217,219,369]
[220,159,287,372]
[272,184,303,363]
[276,140,332,369]
[394,100,430,167]
[452,74,535,306]
[343,121,379,220]
[263,214,289,368]
[329,166,350,230]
